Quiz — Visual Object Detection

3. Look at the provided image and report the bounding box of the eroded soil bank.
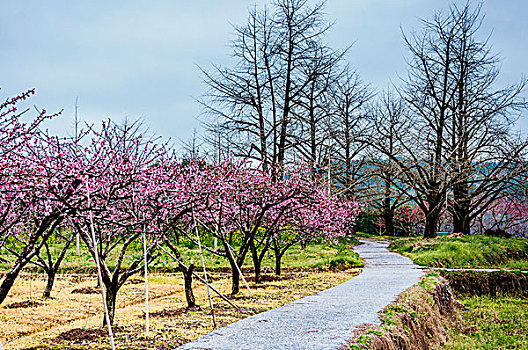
[345,270,528,350]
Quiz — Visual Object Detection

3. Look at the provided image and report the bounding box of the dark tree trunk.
[0,270,19,305]
[104,285,118,326]
[42,270,56,299]
[424,206,441,239]
[274,251,282,276]
[453,182,471,234]
[183,264,196,307]
[383,197,395,236]
[230,263,240,295]
[423,218,438,238]
[253,258,262,284]
[249,241,263,284]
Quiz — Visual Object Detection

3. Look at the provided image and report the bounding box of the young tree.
[71,120,167,325]
[0,91,77,305]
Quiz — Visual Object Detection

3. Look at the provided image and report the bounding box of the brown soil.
[71,286,101,294]
[4,300,43,309]
[126,278,145,285]
[149,305,202,318]
[440,270,528,297]
[245,274,293,282]
[55,327,108,341]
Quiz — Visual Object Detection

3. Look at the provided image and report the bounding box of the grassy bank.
[390,235,528,269]
[440,270,528,349]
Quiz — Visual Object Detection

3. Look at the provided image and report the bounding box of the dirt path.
[178,240,425,350]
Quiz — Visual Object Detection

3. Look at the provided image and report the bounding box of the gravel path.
[178,240,424,350]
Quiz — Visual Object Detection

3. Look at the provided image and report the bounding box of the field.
[0,242,362,349]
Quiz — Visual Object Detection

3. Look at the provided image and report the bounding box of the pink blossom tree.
[474,197,528,237]
[0,89,74,305]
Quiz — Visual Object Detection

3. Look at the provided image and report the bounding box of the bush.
[355,212,380,235]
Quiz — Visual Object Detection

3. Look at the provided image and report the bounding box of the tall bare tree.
[442,3,528,234]
[201,0,336,169]
[327,66,371,197]
[385,1,527,238]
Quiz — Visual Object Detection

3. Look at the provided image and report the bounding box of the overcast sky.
[1,1,527,146]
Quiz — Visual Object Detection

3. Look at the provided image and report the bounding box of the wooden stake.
[143,228,149,337]
[264,249,270,274]
[193,214,216,328]
[75,97,80,257]
[76,232,80,256]
[158,245,242,311]
[86,182,115,350]
[226,243,253,297]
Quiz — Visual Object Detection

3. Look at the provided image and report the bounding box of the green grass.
[0,237,363,274]
[354,231,408,241]
[161,238,363,271]
[280,243,363,269]
[443,295,528,349]
[390,235,528,269]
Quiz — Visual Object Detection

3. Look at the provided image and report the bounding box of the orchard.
[0,90,361,348]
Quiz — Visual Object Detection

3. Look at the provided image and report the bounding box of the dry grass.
[1,268,360,349]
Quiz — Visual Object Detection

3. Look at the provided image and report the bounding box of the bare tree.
[383,1,528,238]
[327,66,371,197]
[442,3,528,234]
[367,90,412,236]
[290,44,344,171]
[201,0,335,168]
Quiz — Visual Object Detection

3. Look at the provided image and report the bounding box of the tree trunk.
[0,269,19,305]
[453,182,471,234]
[274,251,282,276]
[383,197,395,236]
[42,270,56,299]
[250,241,262,284]
[424,209,440,239]
[222,240,248,295]
[230,263,240,295]
[253,258,262,284]
[104,285,118,326]
[183,264,196,307]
